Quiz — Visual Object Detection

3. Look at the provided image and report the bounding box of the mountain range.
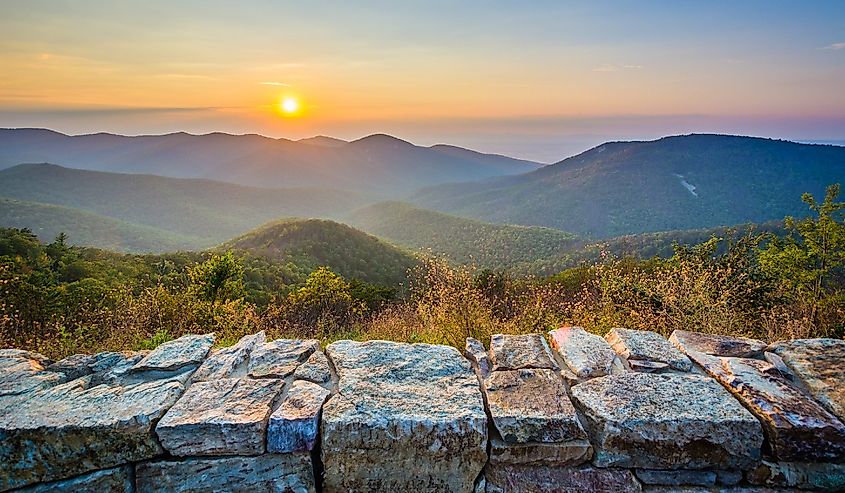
[0,129,541,195]
[0,163,370,249]
[411,134,845,238]
[0,131,842,274]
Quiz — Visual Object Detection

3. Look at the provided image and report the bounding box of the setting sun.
[280,97,299,115]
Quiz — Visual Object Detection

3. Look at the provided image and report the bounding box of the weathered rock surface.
[488,436,592,466]
[135,453,315,493]
[669,330,767,358]
[156,377,282,456]
[629,359,672,373]
[747,460,845,491]
[717,357,845,462]
[465,337,492,378]
[191,331,265,382]
[485,464,642,493]
[247,338,319,379]
[642,487,795,492]
[490,333,558,371]
[715,470,744,486]
[130,333,214,373]
[88,352,147,386]
[45,353,95,381]
[570,372,762,469]
[321,340,487,493]
[549,326,618,379]
[0,348,51,365]
[267,379,331,453]
[0,350,61,396]
[293,349,333,384]
[0,376,184,491]
[14,466,133,493]
[607,328,692,371]
[635,469,717,487]
[768,338,845,423]
[484,368,586,444]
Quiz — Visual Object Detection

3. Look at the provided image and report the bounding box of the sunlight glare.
[280,97,299,115]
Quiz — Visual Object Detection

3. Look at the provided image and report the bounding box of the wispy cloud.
[593,64,643,72]
[820,42,845,50]
[259,81,290,86]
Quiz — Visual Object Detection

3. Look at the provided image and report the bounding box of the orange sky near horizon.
[1,1,844,161]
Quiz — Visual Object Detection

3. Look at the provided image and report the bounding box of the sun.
[280,97,299,115]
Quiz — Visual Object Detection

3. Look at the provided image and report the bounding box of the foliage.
[760,184,845,335]
[263,267,367,339]
[1,185,842,357]
[223,218,416,287]
[0,228,398,357]
[345,201,579,270]
[188,252,245,303]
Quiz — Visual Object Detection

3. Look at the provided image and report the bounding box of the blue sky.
[1,1,843,161]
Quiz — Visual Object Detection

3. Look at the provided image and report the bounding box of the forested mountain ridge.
[411,134,845,238]
[0,163,371,247]
[0,197,204,252]
[222,218,417,287]
[0,128,542,194]
[343,201,579,269]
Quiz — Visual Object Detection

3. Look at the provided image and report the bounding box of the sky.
[1,1,844,162]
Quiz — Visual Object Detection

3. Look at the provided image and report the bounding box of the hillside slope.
[344,201,579,269]
[411,134,845,238]
[0,129,542,194]
[0,163,371,246]
[222,218,417,286]
[0,198,204,252]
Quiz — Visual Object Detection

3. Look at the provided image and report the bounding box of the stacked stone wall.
[1,327,844,492]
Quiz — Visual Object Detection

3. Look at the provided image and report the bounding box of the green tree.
[188,252,245,303]
[761,184,845,325]
[267,267,365,337]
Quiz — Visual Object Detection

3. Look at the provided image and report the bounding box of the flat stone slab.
[718,357,845,462]
[670,330,767,358]
[135,453,315,493]
[549,326,618,379]
[484,368,586,444]
[0,376,184,491]
[606,328,692,371]
[768,338,845,422]
[191,331,265,382]
[0,350,61,396]
[14,466,133,493]
[489,436,592,466]
[156,377,283,456]
[247,338,320,379]
[268,379,331,453]
[635,469,717,487]
[465,337,492,378]
[747,460,845,491]
[490,333,558,371]
[642,487,791,492]
[570,372,762,469]
[321,340,487,493]
[131,333,214,373]
[293,349,333,384]
[485,464,642,493]
[629,360,671,373]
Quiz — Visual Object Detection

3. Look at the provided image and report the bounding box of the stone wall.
[1,327,844,492]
